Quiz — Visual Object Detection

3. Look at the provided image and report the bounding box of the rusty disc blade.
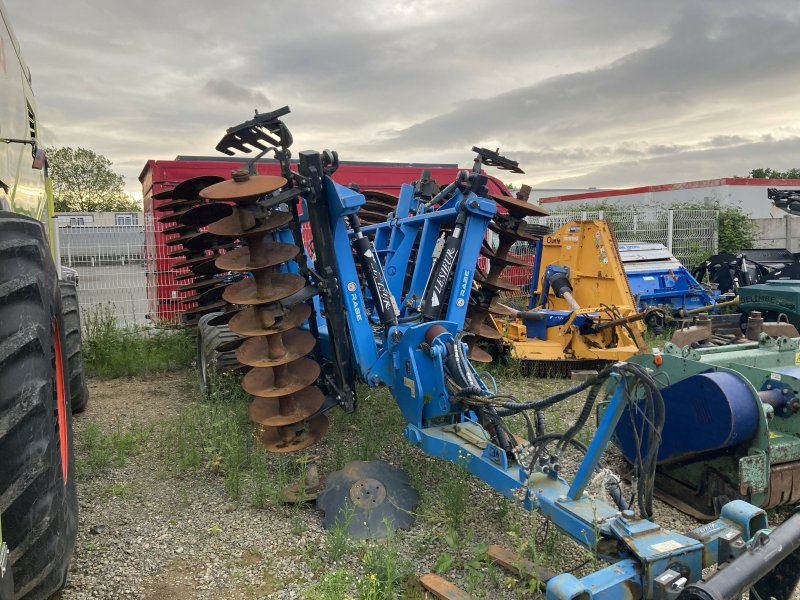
[236,329,316,368]
[362,190,399,203]
[357,209,389,223]
[155,198,201,213]
[223,272,306,305]
[474,272,519,293]
[166,231,200,247]
[158,209,190,224]
[168,247,192,258]
[481,244,529,268]
[489,220,546,243]
[152,186,175,200]
[163,223,197,236]
[182,299,228,316]
[489,301,516,316]
[183,231,229,253]
[467,345,493,363]
[173,175,225,202]
[201,175,287,203]
[208,209,292,238]
[180,202,234,227]
[215,243,299,272]
[206,308,243,327]
[195,284,227,305]
[229,303,311,337]
[175,271,196,282]
[242,357,321,397]
[248,387,325,427]
[177,277,219,293]
[464,318,503,340]
[173,253,213,269]
[257,414,329,453]
[363,200,394,213]
[491,194,549,218]
[191,257,225,276]
[209,241,240,253]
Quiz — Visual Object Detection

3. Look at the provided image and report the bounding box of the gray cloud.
[5,0,800,192]
[202,79,270,107]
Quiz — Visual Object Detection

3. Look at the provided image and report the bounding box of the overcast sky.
[6,1,800,196]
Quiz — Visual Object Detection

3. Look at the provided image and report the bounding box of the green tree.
[748,167,800,179]
[47,146,140,212]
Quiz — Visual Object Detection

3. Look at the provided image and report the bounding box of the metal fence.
[57,224,151,327]
[57,208,719,328]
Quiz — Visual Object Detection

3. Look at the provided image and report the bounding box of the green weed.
[358,521,414,600]
[303,569,354,600]
[83,304,193,378]
[76,421,150,479]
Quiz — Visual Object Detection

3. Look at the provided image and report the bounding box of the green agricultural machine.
[740,279,800,331]
[0,2,87,598]
[618,335,800,520]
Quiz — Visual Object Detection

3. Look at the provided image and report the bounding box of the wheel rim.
[53,320,69,482]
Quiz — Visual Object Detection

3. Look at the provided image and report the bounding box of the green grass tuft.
[83,303,194,379]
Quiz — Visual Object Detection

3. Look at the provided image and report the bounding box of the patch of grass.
[83,303,193,379]
[357,522,415,600]
[325,503,355,561]
[304,569,354,600]
[95,481,133,500]
[76,421,150,479]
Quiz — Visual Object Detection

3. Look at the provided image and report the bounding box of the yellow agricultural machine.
[499,220,648,374]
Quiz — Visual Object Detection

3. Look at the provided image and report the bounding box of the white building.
[539,178,800,219]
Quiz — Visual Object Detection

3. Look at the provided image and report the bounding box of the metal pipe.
[680,511,800,600]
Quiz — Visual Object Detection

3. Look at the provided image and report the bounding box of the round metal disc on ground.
[152,187,175,200]
[236,329,316,368]
[180,202,234,227]
[223,272,306,306]
[201,175,287,203]
[177,277,219,293]
[206,308,243,327]
[229,303,311,337]
[467,345,493,363]
[474,272,519,293]
[257,414,329,453]
[316,460,419,539]
[207,209,292,238]
[248,386,325,427]
[173,253,213,269]
[215,243,299,272]
[173,175,226,202]
[158,209,190,224]
[491,194,549,218]
[242,357,321,397]
[191,257,225,276]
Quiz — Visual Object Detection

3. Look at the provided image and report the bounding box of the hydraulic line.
[348,213,398,327]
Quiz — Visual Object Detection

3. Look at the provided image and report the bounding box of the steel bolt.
[622,509,635,521]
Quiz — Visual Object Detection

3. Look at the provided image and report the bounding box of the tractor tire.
[197,312,241,390]
[58,282,89,413]
[0,212,78,600]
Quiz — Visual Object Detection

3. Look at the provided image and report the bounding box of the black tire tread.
[197,312,241,389]
[58,282,88,413]
[0,211,77,600]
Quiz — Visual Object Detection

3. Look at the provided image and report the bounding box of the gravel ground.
[56,369,785,599]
